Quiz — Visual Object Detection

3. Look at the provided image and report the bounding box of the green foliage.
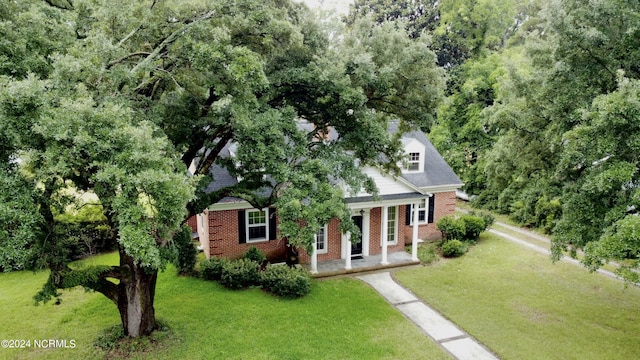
[242,246,266,264]
[260,265,312,298]
[219,259,260,290]
[54,205,115,260]
[199,257,229,281]
[94,324,125,350]
[1,253,449,359]
[1,0,446,336]
[396,234,640,360]
[0,169,41,271]
[469,210,495,229]
[0,0,75,78]
[93,320,171,355]
[430,52,507,196]
[201,256,313,298]
[460,215,485,242]
[346,0,440,39]
[436,0,522,55]
[436,216,465,241]
[171,226,197,275]
[582,215,640,284]
[440,240,467,258]
[60,265,113,289]
[481,0,640,280]
[438,214,490,244]
[415,243,439,265]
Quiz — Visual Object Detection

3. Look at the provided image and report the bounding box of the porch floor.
[306,251,420,278]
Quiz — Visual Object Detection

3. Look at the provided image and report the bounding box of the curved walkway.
[357,272,499,360]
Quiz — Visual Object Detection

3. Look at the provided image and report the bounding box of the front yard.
[395,233,640,360]
[0,252,449,360]
[3,232,640,359]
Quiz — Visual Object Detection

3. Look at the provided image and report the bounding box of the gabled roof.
[201,120,462,208]
[399,130,463,190]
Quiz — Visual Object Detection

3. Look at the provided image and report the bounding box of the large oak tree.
[0,0,444,337]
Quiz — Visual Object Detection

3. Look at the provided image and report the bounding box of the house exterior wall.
[356,166,415,197]
[401,191,456,244]
[186,216,198,233]
[203,191,456,263]
[206,209,287,261]
[365,207,406,256]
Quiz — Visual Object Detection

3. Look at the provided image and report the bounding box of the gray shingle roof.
[399,130,463,189]
[200,121,462,206]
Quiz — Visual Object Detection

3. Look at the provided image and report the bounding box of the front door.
[351,215,363,258]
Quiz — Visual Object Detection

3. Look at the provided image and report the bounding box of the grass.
[0,252,450,360]
[408,242,440,265]
[394,233,640,360]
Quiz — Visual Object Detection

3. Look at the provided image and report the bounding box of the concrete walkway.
[357,272,499,360]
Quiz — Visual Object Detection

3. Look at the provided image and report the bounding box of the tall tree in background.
[346,0,470,68]
[0,0,444,337]
[482,0,640,280]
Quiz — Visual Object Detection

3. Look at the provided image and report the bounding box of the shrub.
[243,246,266,264]
[440,240,467,258]
[260,265,311,298]
[460,215,485,242]
[54,221,115,260]
[437,216,466,241]
[470,210,495,229]
[199,257,228,281]
[172,225,197,275]
[220,259,260,289]
[416,243,439,265]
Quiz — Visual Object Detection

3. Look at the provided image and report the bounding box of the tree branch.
[43,0,74,11]
[130,10,215,74]
[107,52,151,68]
[195,131,234,176]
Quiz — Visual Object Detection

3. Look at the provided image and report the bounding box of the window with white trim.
[406,152,421,171]
[410,199,427,225]
[315,225,328,254]
[246,209,268,243]
[386,206,398,244]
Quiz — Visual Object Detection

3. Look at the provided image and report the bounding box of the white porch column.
[310,234,318,274]
[411,201,420,261]
[381,205,389,265]
[345,232,352,270]
[362,209,371,256]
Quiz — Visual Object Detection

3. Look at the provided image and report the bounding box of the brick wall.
[186,215,198,233]
[401,191,457,244]
[207,209,287,261]
[366,207,406,256]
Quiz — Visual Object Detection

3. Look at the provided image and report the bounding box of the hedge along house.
[189,122,463,274]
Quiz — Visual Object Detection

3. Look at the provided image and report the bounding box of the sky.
[299,0,354,16]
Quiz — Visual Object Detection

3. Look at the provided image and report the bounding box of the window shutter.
[238,210,246,243]
[268,207,277,240]
[405,204,412,226]
[428,195,435,223]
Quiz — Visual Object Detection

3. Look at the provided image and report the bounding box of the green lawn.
[395,233,640,360]
[0,253,450,360]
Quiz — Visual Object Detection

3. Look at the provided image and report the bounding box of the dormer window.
[401,138,425,173]
[407,153,421,171]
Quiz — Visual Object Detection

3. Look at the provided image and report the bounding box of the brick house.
[190,124,463,272]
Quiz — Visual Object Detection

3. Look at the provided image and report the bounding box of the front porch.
[306,251,419,278]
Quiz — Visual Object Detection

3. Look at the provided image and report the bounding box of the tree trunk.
[117,250,158,337]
